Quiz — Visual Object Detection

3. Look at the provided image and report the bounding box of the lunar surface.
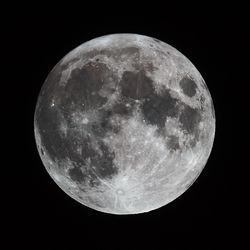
[34,34,215,214]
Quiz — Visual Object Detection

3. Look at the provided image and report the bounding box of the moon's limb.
[34,34,215,214]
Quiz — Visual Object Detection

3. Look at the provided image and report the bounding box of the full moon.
[34,34,215,214]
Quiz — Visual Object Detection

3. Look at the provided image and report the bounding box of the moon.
[34,34,215,214]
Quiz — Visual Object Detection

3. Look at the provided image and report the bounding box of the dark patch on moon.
[91,118,110,138]
[80,140,97,160]
[179,76,197,97]
[167,135,180,151]
[189,131,200,148]
[120,70,155,100]
[78,139,117,180]
[67,138,117,186]
[179,105,202,146]
[35,109,69,163]
[62,62,114,109]
[91,141,117,179]
[90,104,132,137]
[68,162,102,188]
[112,102,133,117]
[179,105,201,134]
[141,89,179,131]
[68,166,85,182]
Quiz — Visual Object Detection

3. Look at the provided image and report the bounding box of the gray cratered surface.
[34,34,215,214]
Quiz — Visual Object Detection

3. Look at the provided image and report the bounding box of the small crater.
[179,76,197,97]
[40,148,44,155]
[152,38,161,44]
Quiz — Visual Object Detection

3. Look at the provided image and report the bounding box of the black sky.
[5,4,243,247]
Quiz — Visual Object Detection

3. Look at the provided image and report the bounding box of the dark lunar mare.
[91,103,133,137]
[36,105,118,188]
[118,69,203,150]
[119,70,155,100]
[35,61,125,188]
[119,69,180,133]
[141,89,179,131]
[179,105,202,147]
[167,135,180,151]
[179,105,201,135]
[61,62,116,109]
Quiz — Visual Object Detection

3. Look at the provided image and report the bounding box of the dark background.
[5,3,243,248]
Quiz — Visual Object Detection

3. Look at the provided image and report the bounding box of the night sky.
[5,3,243,248]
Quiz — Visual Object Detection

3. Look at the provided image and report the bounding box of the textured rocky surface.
[34,34,215,214]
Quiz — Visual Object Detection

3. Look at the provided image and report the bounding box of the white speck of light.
[82,117,89,124]
[51,101,55,107]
